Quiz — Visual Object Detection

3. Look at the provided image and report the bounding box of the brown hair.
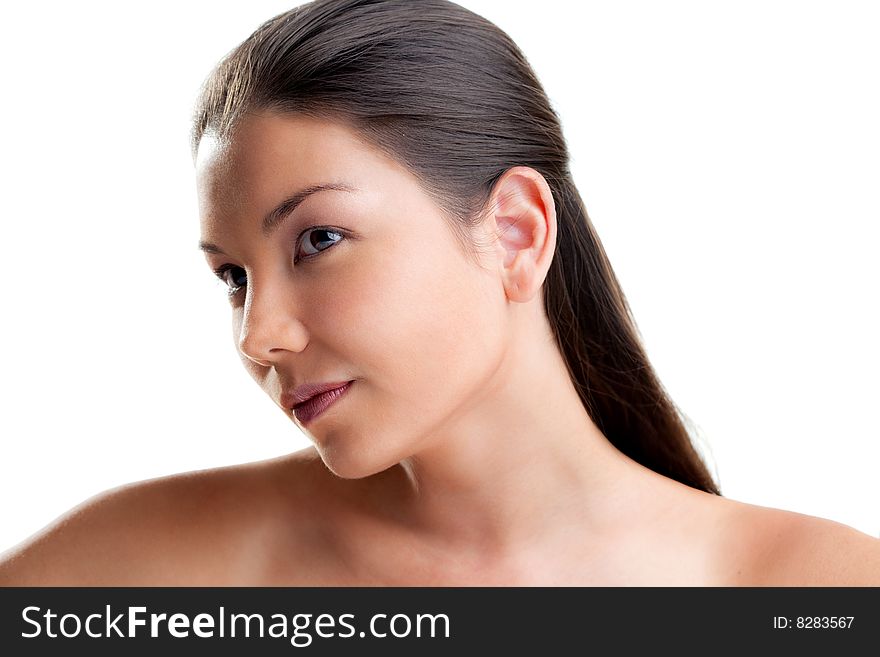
[191,0,721,495]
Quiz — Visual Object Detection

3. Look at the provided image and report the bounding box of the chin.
[313,439,401,481]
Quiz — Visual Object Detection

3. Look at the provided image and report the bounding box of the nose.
[236,280,307,366]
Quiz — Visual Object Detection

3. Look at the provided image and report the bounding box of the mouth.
[291,381,354,426]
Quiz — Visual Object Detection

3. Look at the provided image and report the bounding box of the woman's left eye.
[297,227,344,261]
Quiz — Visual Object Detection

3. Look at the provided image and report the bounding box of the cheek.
[328,235,506,418]
[231,311,261,382]
[229,306,273,388]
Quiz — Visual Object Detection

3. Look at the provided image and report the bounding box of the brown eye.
[214,265,247,295]
[297,227,344,261]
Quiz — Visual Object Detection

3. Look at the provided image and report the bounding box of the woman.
[2,0,878,586]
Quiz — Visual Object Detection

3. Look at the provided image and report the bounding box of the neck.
[367,313,641,555]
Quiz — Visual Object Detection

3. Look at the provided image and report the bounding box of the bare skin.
[1,448,878,585]
[2,112,878,585]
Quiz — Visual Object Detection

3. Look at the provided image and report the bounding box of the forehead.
[195,112,392,228]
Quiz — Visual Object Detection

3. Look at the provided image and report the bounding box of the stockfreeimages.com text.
[22,605,451,647]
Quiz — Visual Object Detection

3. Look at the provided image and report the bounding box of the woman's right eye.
[213,265,247,296]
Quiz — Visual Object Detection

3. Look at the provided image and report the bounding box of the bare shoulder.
[711,499,880,586]
[0,447,322,586]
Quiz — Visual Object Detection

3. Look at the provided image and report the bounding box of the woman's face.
[196,111,509,478]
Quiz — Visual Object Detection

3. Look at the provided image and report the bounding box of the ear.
[486,166,557,302]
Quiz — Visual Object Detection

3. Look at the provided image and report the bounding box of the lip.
[288,380,354,426]
[282,380,355,408]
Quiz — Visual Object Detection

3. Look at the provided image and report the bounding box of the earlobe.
[488,166,557,302]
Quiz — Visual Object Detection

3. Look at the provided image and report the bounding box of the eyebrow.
[198,181,358,255]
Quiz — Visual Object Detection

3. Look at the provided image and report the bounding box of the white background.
[1,0,877,553]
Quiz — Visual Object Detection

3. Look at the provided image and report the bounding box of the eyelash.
[212,226,345,297]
